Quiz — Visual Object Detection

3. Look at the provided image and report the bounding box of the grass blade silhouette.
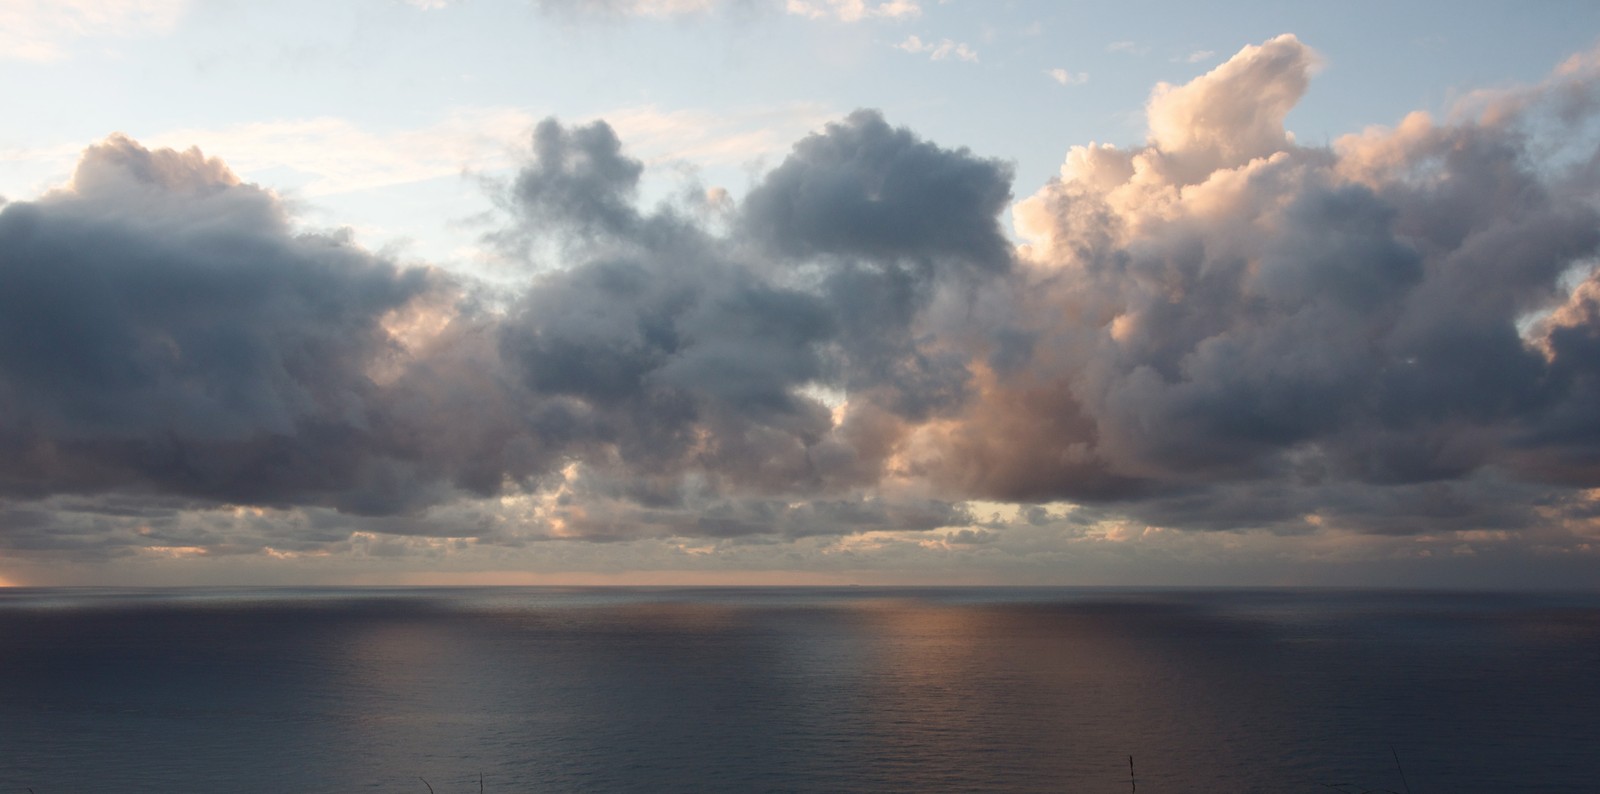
[1392,746,1412,794]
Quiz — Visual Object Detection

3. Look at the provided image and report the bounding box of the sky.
[2,0,1600,588]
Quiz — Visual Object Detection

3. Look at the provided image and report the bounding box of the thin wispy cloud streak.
[526,0,919,22]
[3,33,1600,584]
[0,0,187,61]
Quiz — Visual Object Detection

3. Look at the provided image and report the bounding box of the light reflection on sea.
[1,587,1597,792]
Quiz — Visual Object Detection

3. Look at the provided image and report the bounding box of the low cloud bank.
[5,35,1600,569]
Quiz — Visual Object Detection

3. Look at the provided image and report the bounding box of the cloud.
[983,33,1600,534]
[0,107,1026,560]
[529,0,720,18]
[491,110,1014,502]
[609,0,720,14]
[1,104,832,225]
[114,104,828,198]
[739,109,1013,272]
[526,0,917,22]
[1141,34,1320,181]
[0,108,1019,536]
[1047,68,1088,86]
[145,110,538,197]
[585,102,839,170]
[0,136,475,514]
[786,0,920,22]
[0,0,186,61]
[895,35,978,63]
[8,34,1600,585]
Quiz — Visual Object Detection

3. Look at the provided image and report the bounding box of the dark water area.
[1,587,1597,793]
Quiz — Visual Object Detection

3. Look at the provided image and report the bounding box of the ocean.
[1,587,1596,793]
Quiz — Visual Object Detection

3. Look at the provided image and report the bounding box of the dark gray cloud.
[0,136,456,513]
[492,112,1014,500]
[0,111,1017,551]
[1511,270,1600,483]
[506,117,645,240]
[741,109,1015,277]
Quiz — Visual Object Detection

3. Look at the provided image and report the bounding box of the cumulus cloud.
[7,34,1600,582]
[982,33,1600,534]
[490,110,1013,508]
[0,137,486,515]
[1144,34,1319,181]
[1,110,1011,555]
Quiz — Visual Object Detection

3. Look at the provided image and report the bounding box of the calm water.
[1,587,1597,793]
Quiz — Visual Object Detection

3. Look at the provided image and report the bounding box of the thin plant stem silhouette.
[1392,747,1412,794]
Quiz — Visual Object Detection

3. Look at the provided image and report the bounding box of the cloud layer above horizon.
[4,34,1600,584]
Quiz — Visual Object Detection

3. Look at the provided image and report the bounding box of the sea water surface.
[1,587,1597,793]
